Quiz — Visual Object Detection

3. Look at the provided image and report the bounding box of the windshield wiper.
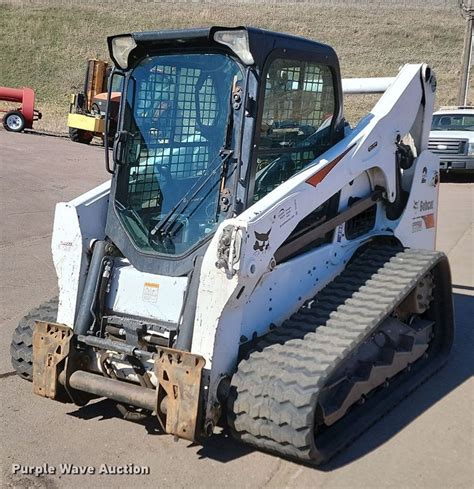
[149,149,234,241]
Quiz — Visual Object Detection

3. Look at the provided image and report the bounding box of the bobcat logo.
[253,229,271,252]
[421,166,427,184]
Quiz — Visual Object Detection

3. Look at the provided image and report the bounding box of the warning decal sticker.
[143,282,160,304]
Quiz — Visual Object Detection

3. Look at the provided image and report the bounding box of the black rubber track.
[10,298,58,381]
[228,245,454,465]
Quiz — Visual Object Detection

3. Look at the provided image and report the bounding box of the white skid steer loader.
[11,27,454,465]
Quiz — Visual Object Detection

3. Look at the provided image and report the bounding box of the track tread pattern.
[10,298,58,381]
[228,246,445,464]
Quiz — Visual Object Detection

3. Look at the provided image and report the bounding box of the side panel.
[52,181,110,327]
[241,241,359,340]
[242,171,374,338]
[394,150,440,249]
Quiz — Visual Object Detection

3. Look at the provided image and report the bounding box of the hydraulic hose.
[175,256,203,351]
[74,240,107,336]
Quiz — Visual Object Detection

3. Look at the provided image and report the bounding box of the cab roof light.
[213,29,254,65]
[111,35,137,70]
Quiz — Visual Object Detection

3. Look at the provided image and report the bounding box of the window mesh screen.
[261,59,334,145]
[115,53,243,256]
[254,150,319,200]
[131,64,216,182]
[254,59,336,202]
[121,60,231,212]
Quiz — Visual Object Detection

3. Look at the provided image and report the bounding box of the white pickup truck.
[429,106,474,173]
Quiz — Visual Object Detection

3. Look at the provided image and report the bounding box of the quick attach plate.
[155,347,205,441]
[33,321,73,400]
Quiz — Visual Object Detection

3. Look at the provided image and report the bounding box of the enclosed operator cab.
[106,27,344,277]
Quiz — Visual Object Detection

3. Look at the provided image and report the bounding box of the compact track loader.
[11,27,454,465]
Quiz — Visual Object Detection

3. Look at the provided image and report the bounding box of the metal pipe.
[74,240,106,336]
[342,77,395,94]
[104,326,169,347]
[0,86,24,102]
[68,370,156,411]
[77,334,154,360]
[105,325,124,337]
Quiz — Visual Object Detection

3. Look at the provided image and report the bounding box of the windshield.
[432,113,474,132]
[115,53,243,256]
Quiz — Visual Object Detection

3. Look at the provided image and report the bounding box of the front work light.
[213,29,254,65]
[111,35,137,70]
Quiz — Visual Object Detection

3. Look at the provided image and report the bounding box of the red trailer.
[0,86,42,132]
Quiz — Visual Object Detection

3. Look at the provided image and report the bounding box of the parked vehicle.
[429,106,474,173]
[0,86,42,132]
[68,59,121,144]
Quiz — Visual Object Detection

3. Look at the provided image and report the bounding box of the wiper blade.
[150,149,233,240]
[116,201,149,235]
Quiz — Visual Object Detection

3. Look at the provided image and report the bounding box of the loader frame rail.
[275,189,382,262]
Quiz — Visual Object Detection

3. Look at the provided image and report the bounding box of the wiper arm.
[150,149,233,239]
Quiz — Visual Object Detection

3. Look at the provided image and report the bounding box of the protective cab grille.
[428,138,468,155]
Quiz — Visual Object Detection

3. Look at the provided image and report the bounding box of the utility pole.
[458,0,473,106]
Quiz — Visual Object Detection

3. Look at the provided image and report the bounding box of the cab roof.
[108,26,338,70]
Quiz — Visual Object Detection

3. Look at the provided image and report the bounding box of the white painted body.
[52,63,439,420]
[192,64,438,406]
[52,181,110,326]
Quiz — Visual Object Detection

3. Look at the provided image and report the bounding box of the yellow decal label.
[143,282,160,303]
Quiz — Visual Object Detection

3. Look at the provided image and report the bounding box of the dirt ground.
[0,130,472,489]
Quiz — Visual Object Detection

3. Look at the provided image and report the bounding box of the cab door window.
[254,59,336,202]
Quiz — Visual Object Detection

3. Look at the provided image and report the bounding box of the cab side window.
[254,59,336,202]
